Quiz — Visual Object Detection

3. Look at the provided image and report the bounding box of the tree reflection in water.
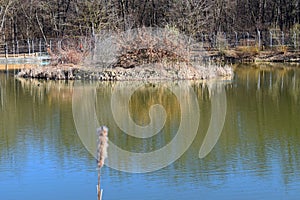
[0,66,300,199]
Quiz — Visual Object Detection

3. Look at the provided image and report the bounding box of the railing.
[0,37,93,59]
[0,30,299,59]
[197,30,300,51]
[0,39,47,57]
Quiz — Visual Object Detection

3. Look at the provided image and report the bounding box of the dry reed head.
[97,126,109,168]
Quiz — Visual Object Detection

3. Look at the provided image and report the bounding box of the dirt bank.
[206,49,300,63]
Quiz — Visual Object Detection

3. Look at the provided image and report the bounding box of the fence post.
[27,39,31,55]
[224,32,227,48]
[246,32,249,46]
[294,32,297,49]
[281,31,284,46]
[257,30,261,49]
[32,40,35,54]
[270,31,273,48]
[39,39,42,55]
[16,40,19,55]
[12,42,15,57]
[5,42,8,59]
[234,31,238,47]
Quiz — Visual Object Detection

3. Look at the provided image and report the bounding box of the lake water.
[1,65,300,200]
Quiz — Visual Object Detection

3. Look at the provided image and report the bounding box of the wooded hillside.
[0,0,299,41]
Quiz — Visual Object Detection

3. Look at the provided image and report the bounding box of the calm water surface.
[0,65,300,200]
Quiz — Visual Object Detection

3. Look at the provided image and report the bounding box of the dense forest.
[0,0,300,42]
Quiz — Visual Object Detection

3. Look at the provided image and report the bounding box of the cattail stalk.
[97,126,109,200]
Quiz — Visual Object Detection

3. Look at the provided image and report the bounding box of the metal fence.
[0,37,93,58]
[198,30,300,50]
[0,39,48,57]
[0,30,299,58]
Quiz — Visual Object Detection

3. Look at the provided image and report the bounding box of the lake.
[0,64,300,200]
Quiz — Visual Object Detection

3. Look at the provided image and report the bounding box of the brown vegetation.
[112,28,190,68]
[47,40,88,65]
[235,46,260,59]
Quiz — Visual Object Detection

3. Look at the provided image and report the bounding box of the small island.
[16,27,234,81]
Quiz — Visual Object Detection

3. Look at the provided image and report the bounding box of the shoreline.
[15,63,233,81]
[13,49,300,81]
[207,49,300,64]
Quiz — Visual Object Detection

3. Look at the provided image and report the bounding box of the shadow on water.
[1,65,300,199]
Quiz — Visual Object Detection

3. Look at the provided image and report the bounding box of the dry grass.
[59,48,85,64]
[48,39,89,65]
[235,46,260,58]
[277,45,288,54]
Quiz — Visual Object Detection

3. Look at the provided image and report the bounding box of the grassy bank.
[208,47,300,64]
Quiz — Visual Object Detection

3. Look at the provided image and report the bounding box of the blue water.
[1,67,300,200]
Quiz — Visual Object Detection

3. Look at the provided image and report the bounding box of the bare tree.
[0,0,15,40]
[1,0,300,43]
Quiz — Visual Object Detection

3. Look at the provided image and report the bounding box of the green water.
[0,66,300,200]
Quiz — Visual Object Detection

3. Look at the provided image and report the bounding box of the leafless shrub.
[49,38,90,65]
[112,27,192,68]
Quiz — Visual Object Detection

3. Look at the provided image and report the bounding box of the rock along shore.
[16,64,233,81]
